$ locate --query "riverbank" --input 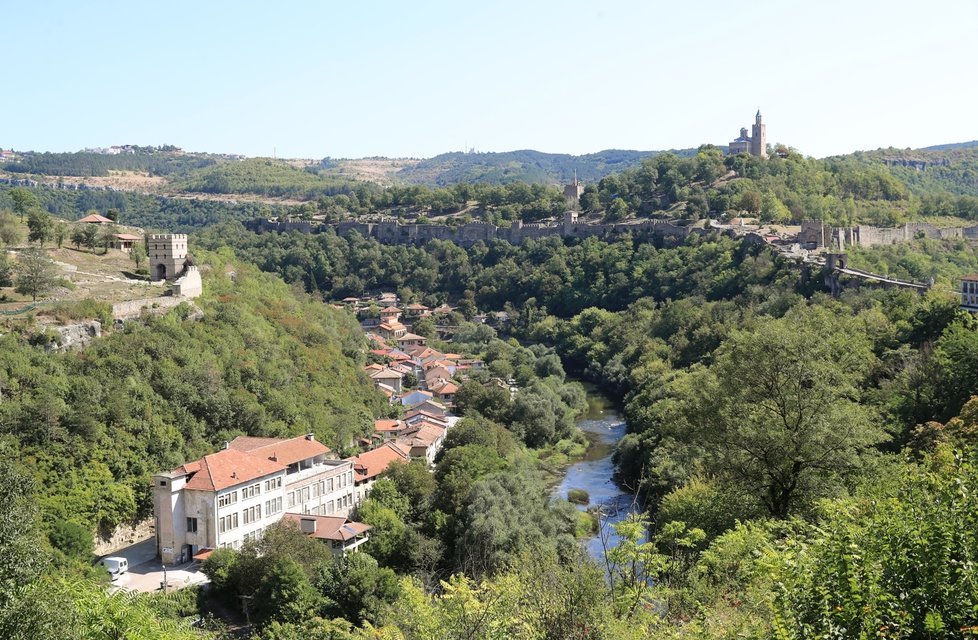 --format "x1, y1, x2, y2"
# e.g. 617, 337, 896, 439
552, 385, 642, 563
